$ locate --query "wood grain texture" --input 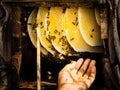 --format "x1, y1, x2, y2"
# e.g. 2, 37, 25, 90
2, 0, 101, 7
